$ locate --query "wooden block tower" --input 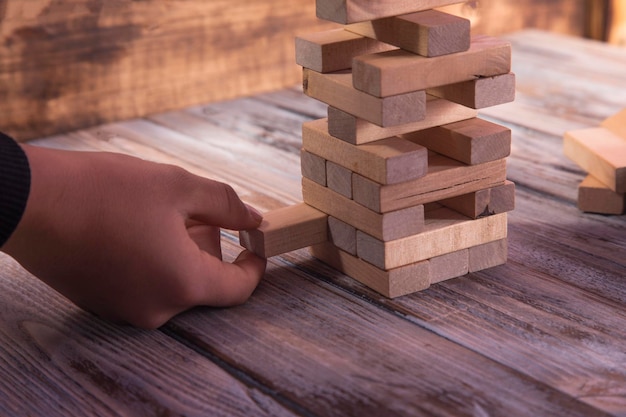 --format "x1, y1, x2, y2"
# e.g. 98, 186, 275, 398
564, 108, 626, 215
240, 0, 517, 297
